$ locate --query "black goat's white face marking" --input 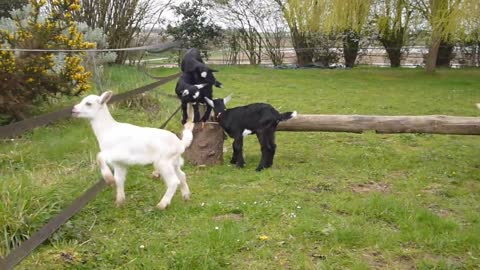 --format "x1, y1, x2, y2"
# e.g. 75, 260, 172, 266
193, 91, 200, 99
205, 96, 229, 119
201, 71, 207, 78
182, 89, 189, 96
